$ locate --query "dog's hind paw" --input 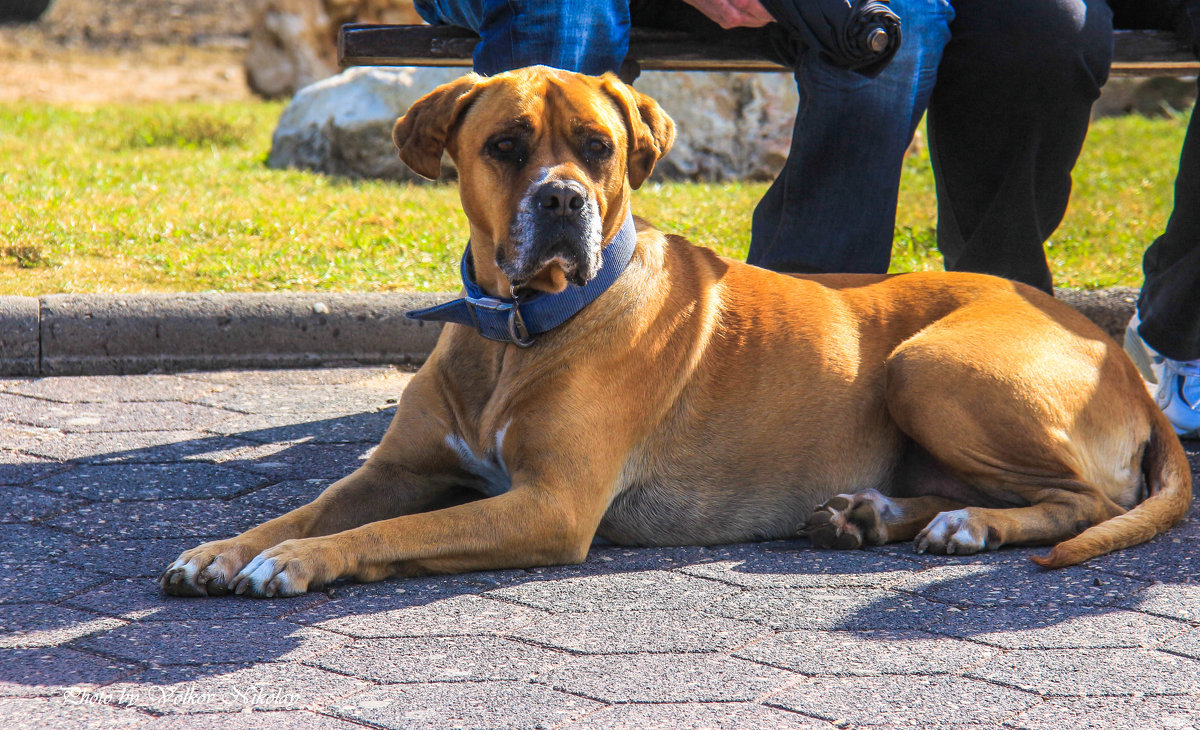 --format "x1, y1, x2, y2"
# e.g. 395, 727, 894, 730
804, 490, 892, 550
915, 509, 995, 555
